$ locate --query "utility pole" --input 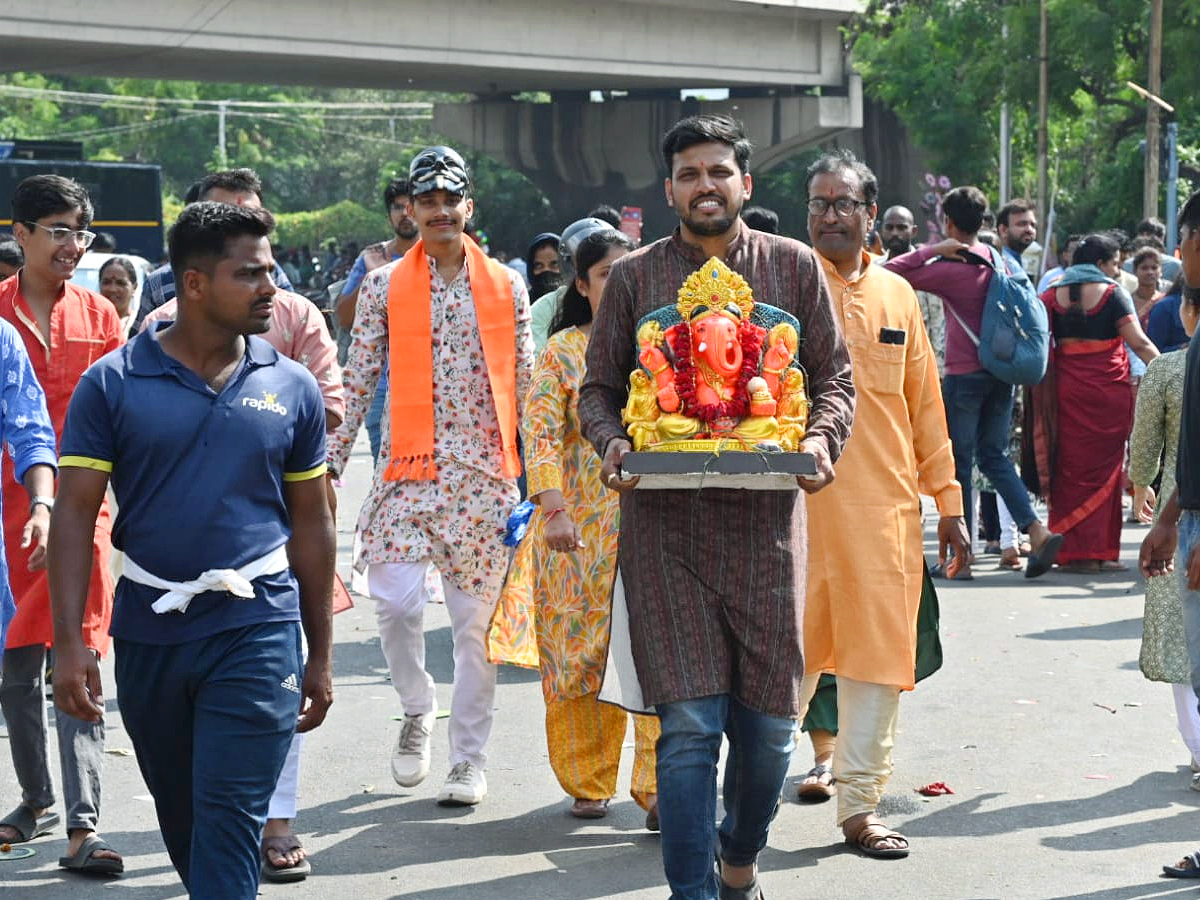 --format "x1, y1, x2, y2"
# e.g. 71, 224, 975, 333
999, 14, 1010, 205
1144, 0, 1163, 219
1035, 0, 1048, 228
217, 100, 228, 168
